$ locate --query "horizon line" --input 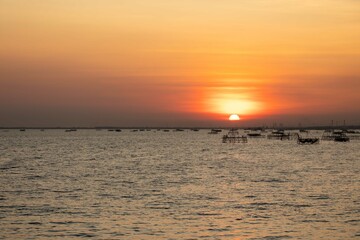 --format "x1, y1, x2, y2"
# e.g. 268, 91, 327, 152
1, 125, 360, 130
